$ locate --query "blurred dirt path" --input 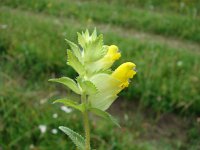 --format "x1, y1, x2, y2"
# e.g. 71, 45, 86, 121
97, 23, 200, 53
1, 6, 200, 53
